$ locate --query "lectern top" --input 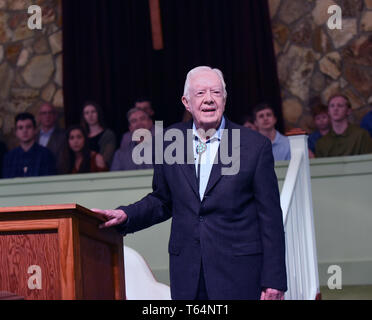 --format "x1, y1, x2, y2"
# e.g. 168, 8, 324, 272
0, 203, 107, 222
